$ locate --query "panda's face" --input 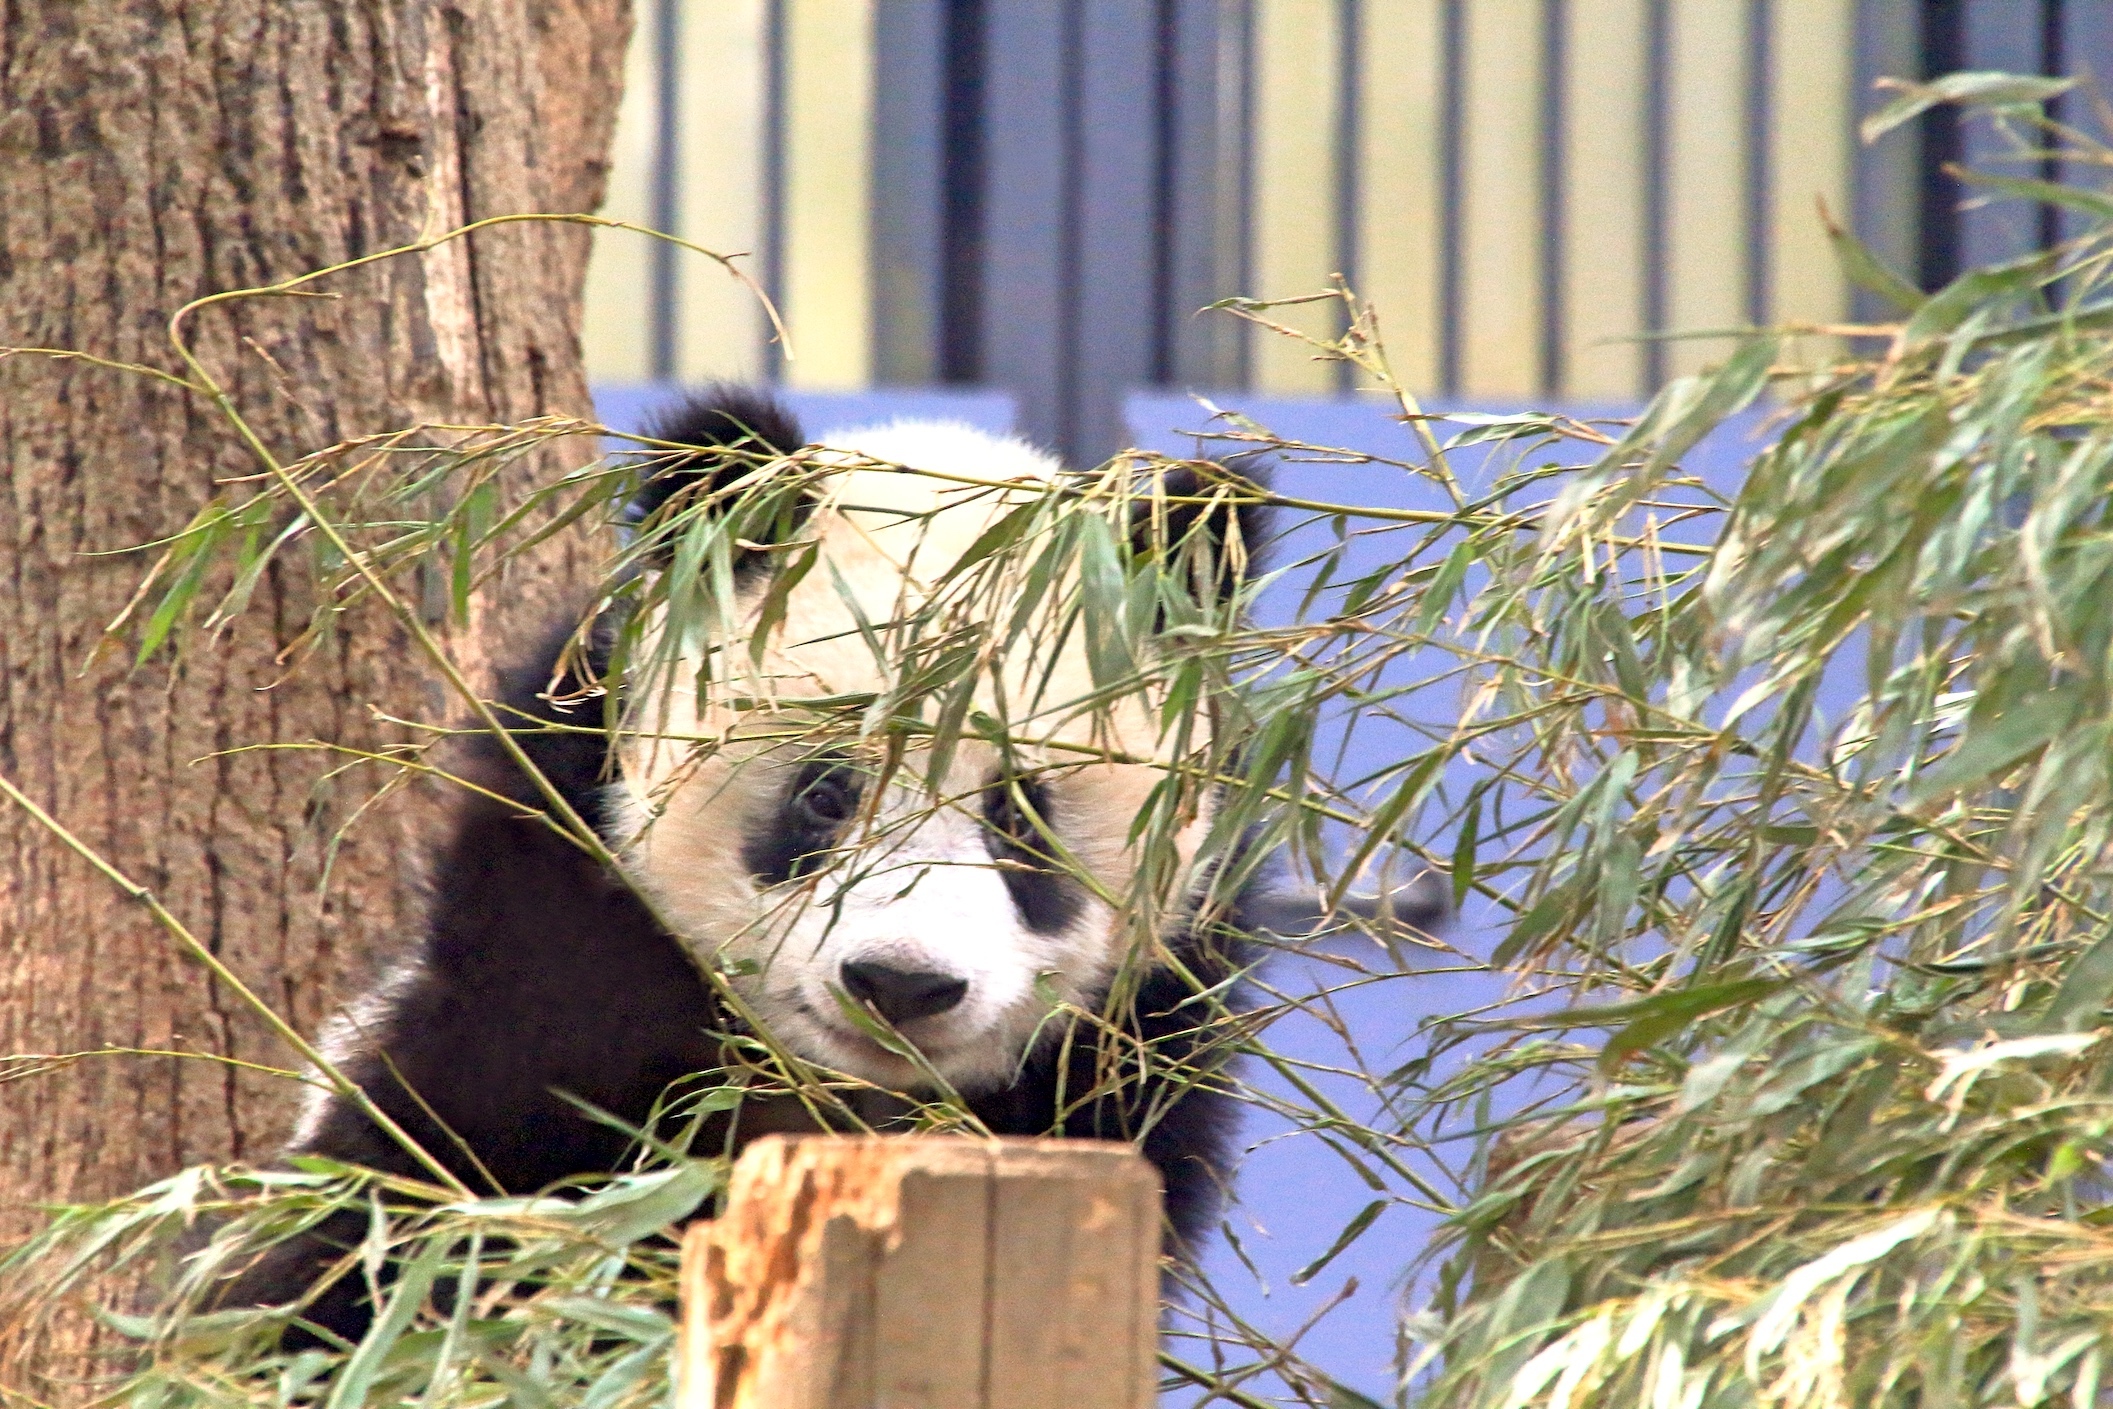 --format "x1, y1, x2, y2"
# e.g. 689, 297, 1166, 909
606, 418, 1237, 1093
612, 739, 1180, 1092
